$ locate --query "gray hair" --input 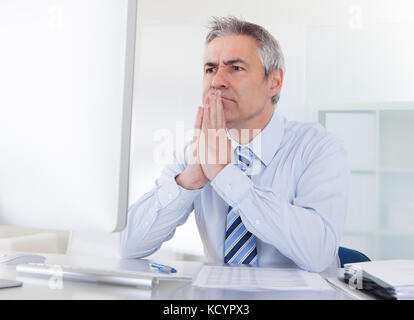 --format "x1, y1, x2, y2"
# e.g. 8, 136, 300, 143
205, 16, 285, 105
